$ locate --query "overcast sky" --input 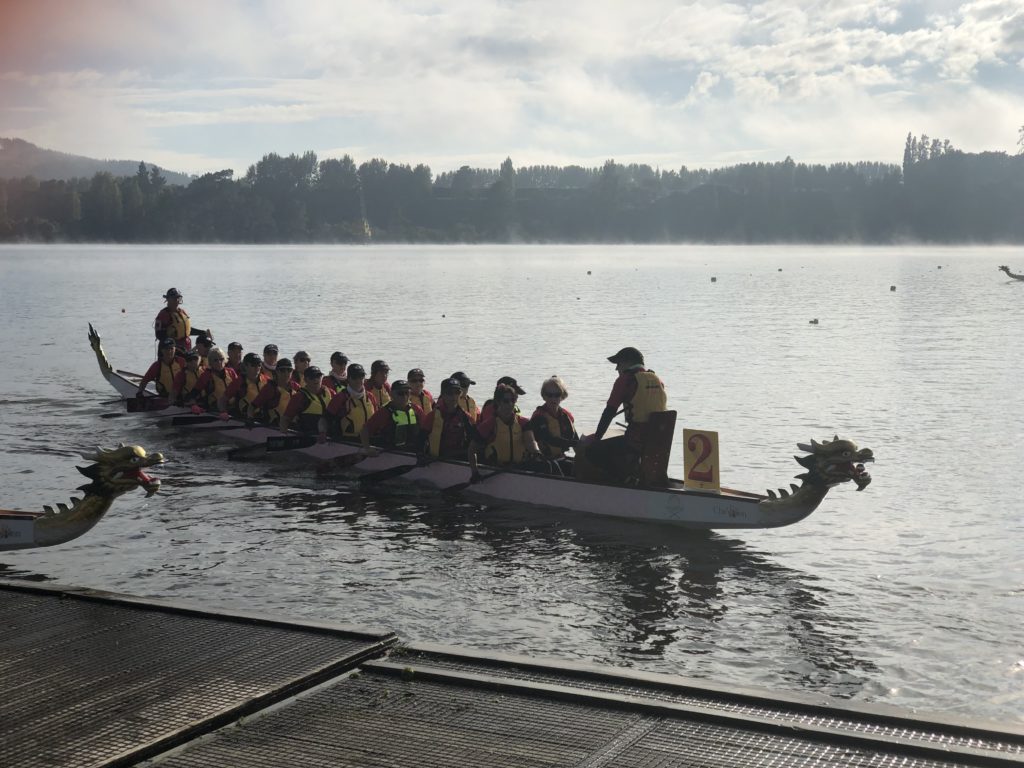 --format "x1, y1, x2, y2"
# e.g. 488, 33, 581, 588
1, 0, 1022, 176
